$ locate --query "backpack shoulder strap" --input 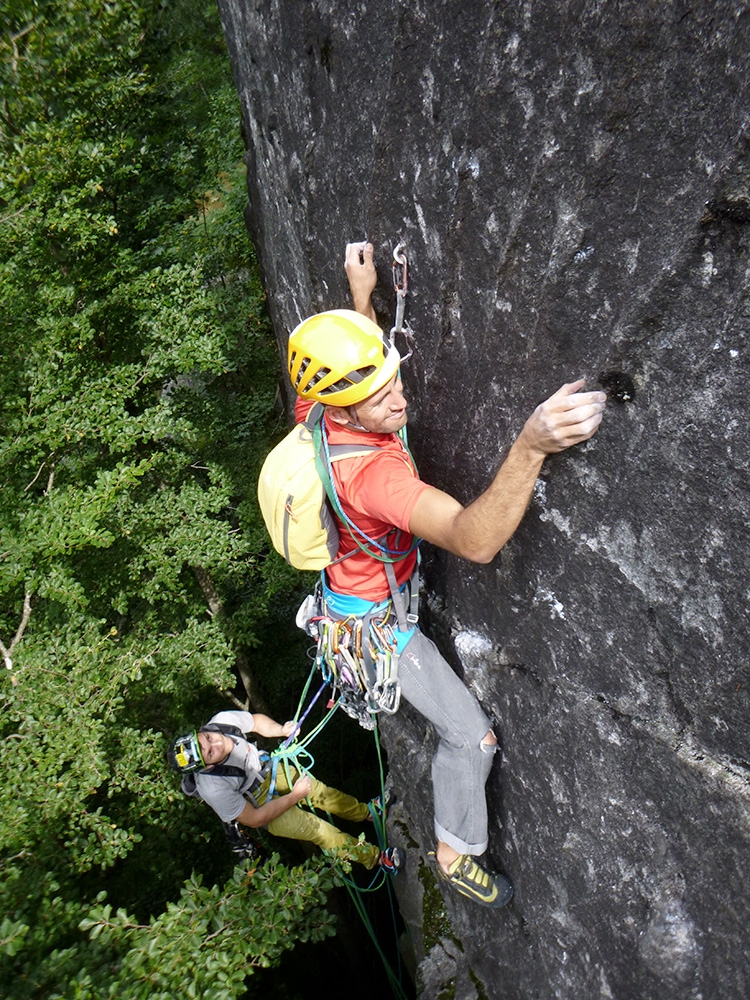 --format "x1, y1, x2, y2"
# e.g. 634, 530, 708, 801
200, 763, 248, 779
312, 419, 378, 518
302, 401, 325, 432
309, 408, 377, 466
313, 417, 420, 565
200, 722, 245, 739
181, 762, 248, 801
